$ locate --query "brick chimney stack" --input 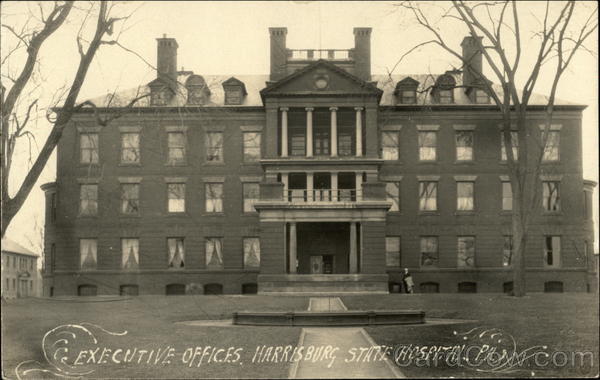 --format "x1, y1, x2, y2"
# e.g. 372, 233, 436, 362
353, 27, 372, 81
461, 35, 483, 87
269, 27, 288, 82
157, 34, 178, 83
